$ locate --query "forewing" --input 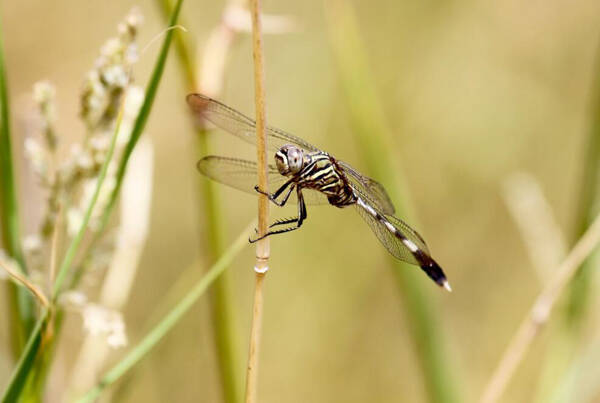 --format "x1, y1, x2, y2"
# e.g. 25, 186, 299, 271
187, 94, 319, 153
354, 204, 429, 265
339, 160, 395, 215
197, 156, 329, 205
